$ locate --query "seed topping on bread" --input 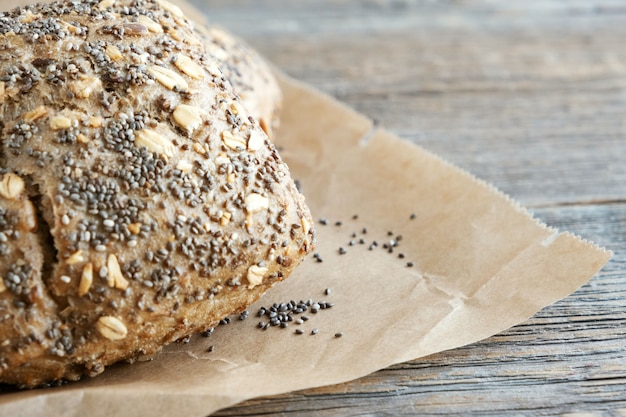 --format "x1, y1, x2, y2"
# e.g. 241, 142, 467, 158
0, 0, 313, 387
